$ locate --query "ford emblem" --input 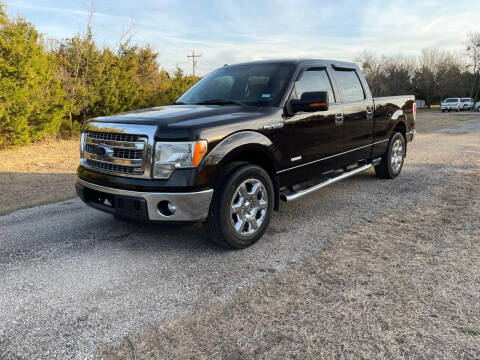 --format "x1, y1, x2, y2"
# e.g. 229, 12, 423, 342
95, 146, 107, 156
